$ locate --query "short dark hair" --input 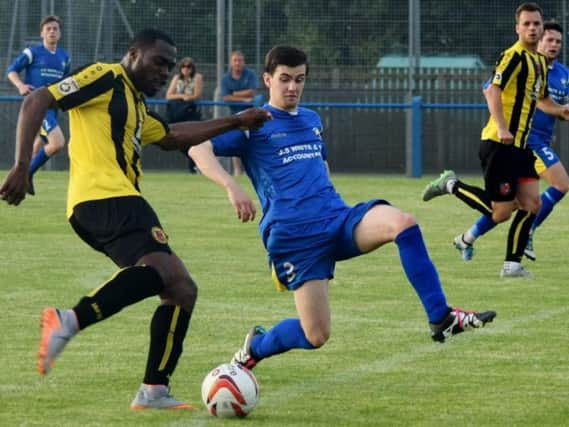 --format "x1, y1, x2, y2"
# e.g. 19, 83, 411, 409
515, 2, 543, 22
128, 29, 175, 50
264, 45, 309, 75
544, 20, 563, 34
40, 15, 61, 31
